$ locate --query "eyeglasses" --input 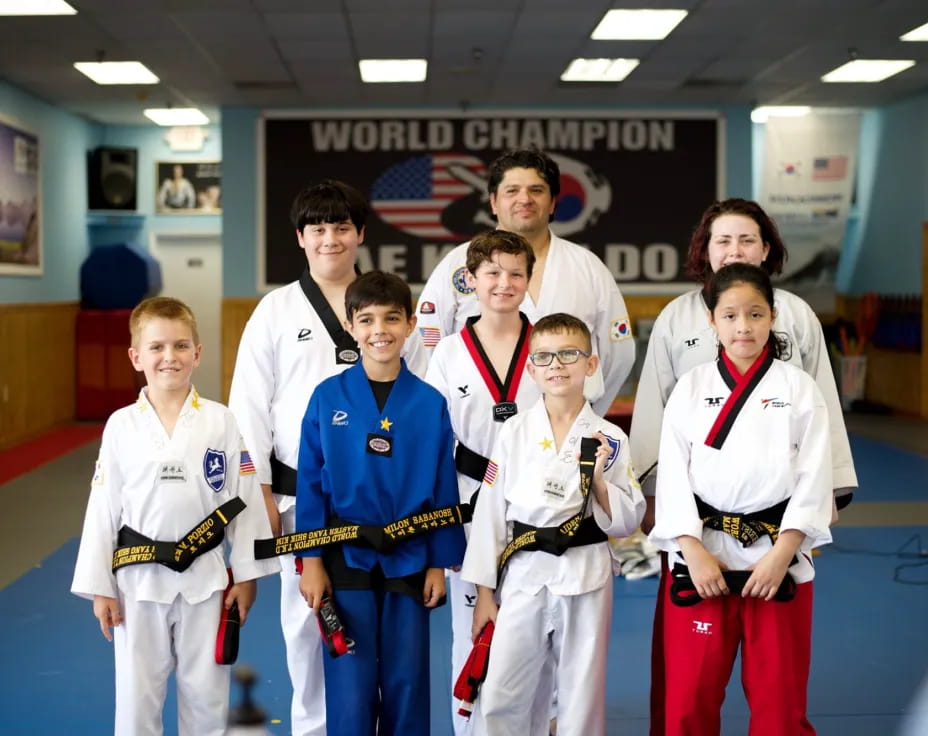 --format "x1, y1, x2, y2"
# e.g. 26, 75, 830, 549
528, 349, 591, 366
